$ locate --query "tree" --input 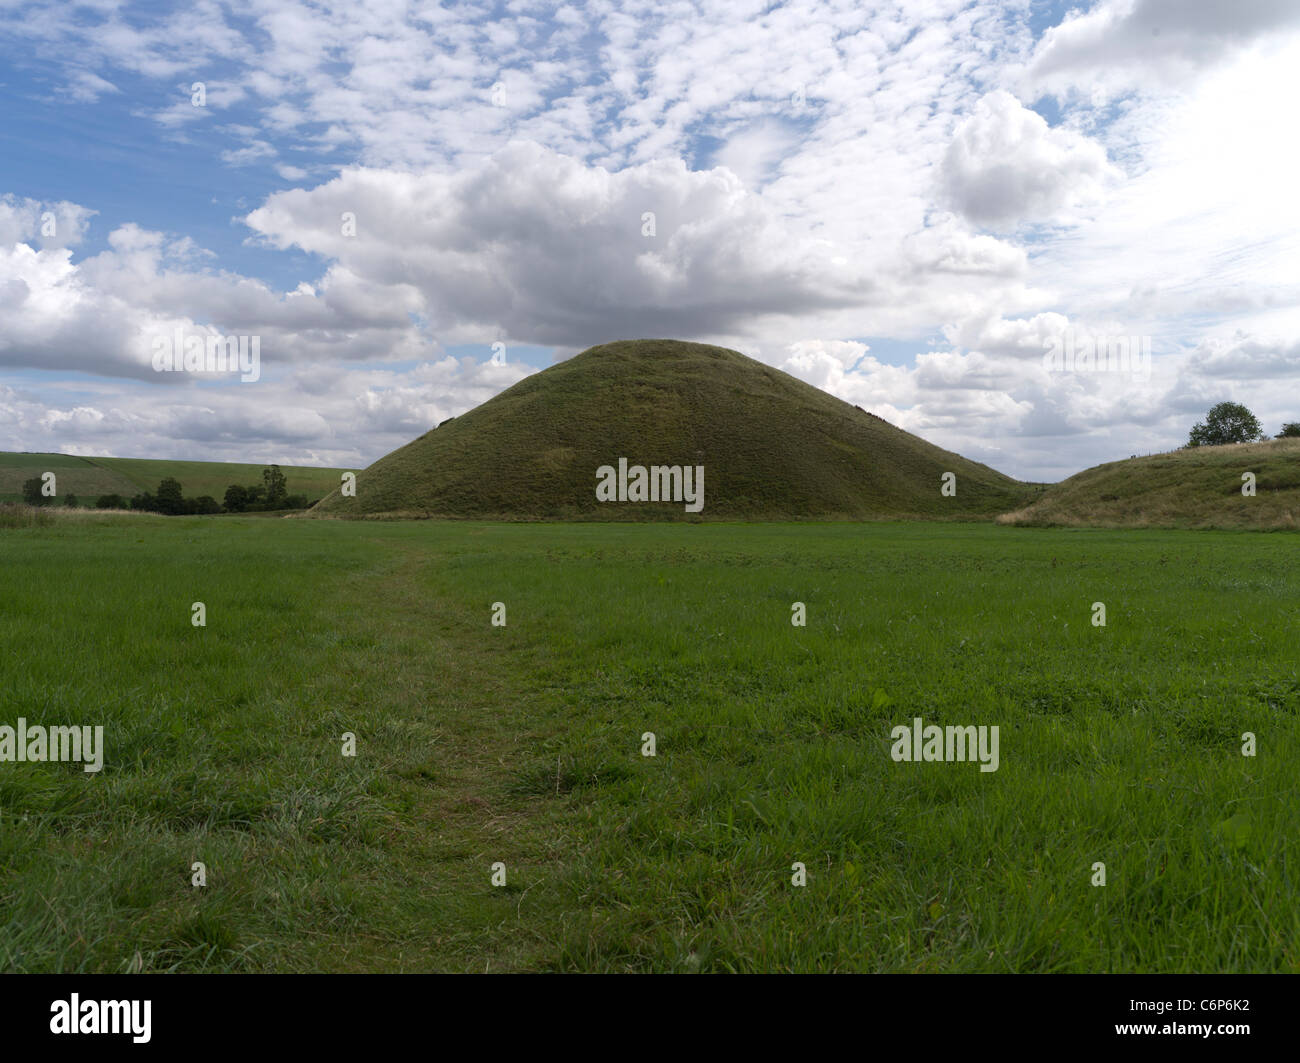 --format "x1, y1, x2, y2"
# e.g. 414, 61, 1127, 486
155, 477, 185, 515
96, 493, 127, 509
1187, 402, 1263, 447
64, 493, 79, 508
224, 484, 248, 512
21, 477, 48, 506
192, 495, 222, 515
262, 465, 288, 508
1279, 422, 1300, 438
